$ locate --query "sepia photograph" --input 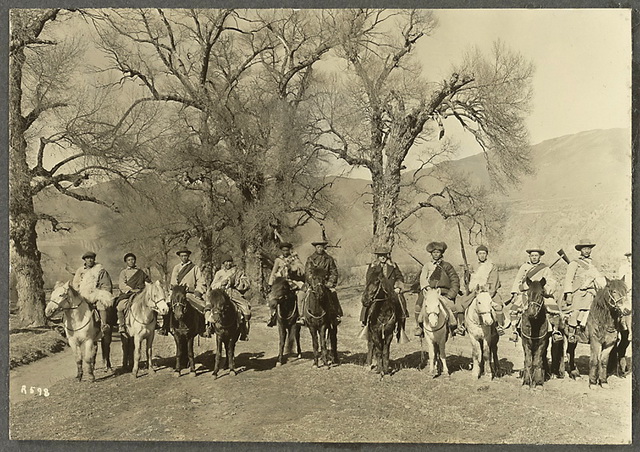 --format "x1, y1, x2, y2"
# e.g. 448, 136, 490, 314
7, 6, 633, 445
